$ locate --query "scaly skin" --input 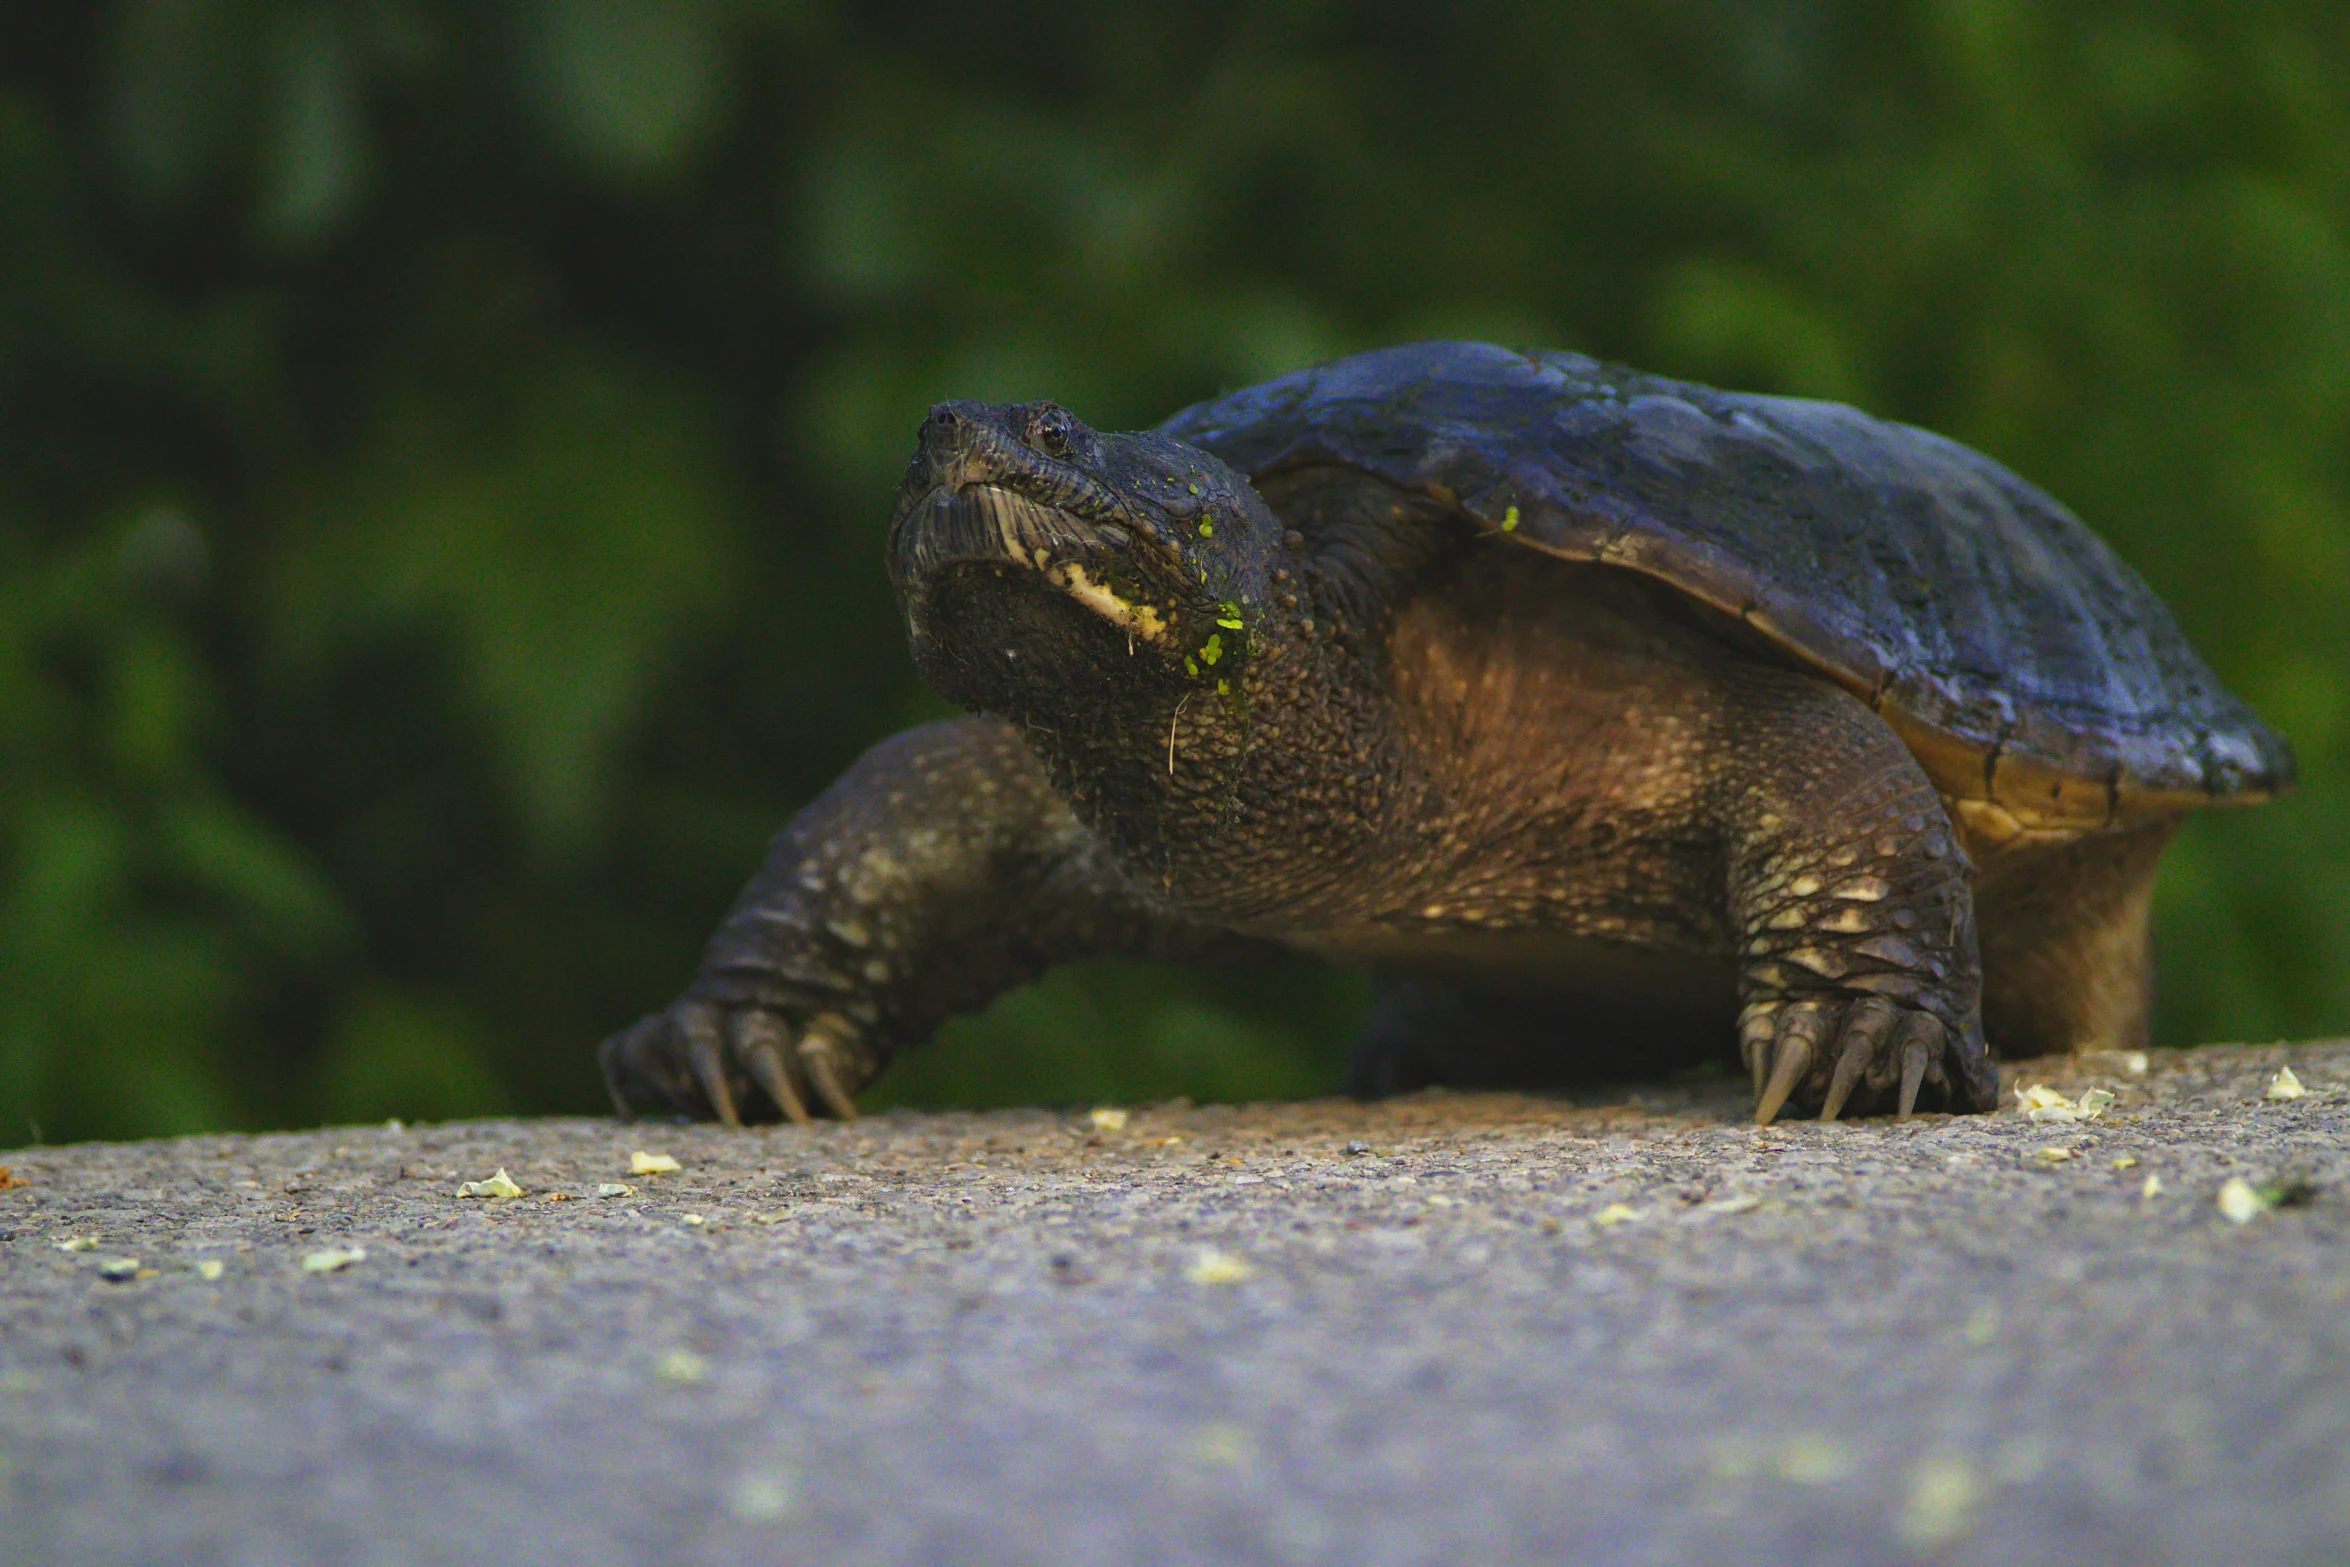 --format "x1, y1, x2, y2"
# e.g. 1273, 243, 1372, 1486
603, 399, 2003, 1124
601, 718, 1237, 1124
